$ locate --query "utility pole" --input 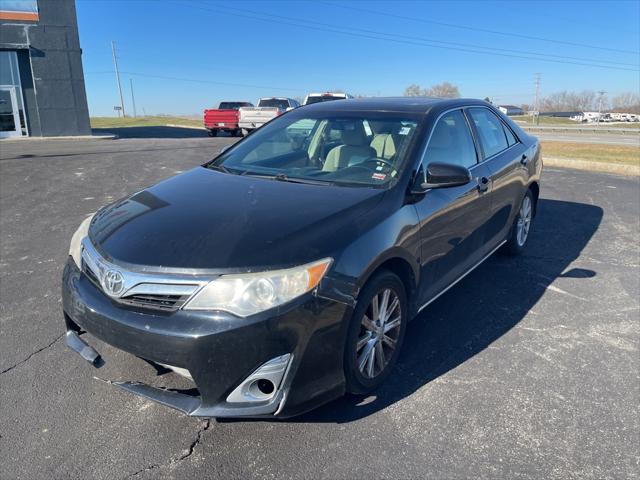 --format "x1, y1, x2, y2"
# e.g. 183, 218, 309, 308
533, 73, 541, 125
111, 41, 126, 117
130, 78, 137, 118
596, 90, 606, 126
